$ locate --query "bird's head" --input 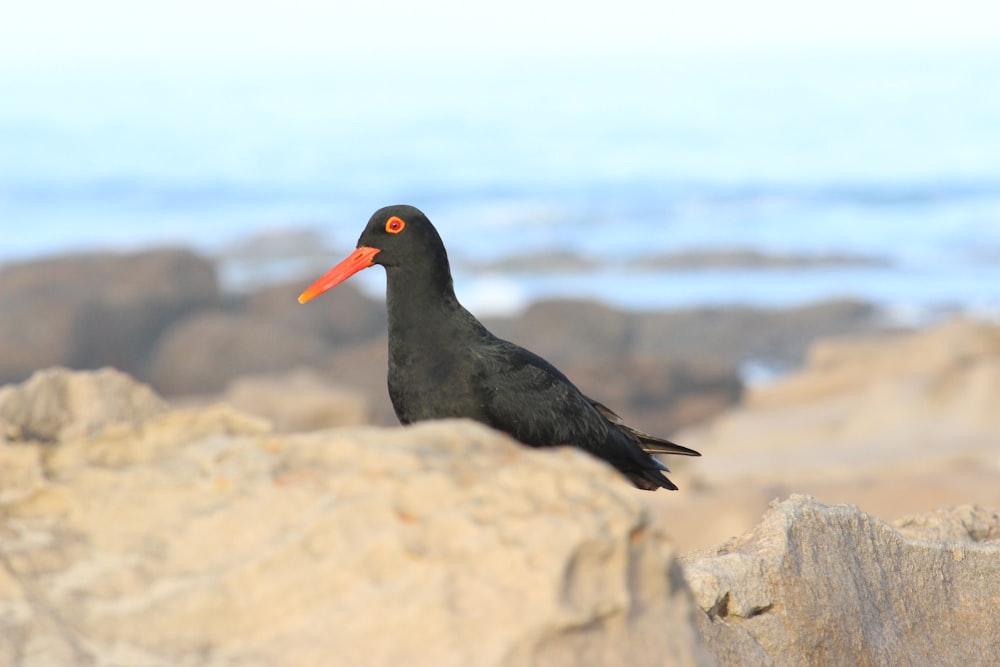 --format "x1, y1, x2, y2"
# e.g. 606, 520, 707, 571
298, 204, 448, 303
